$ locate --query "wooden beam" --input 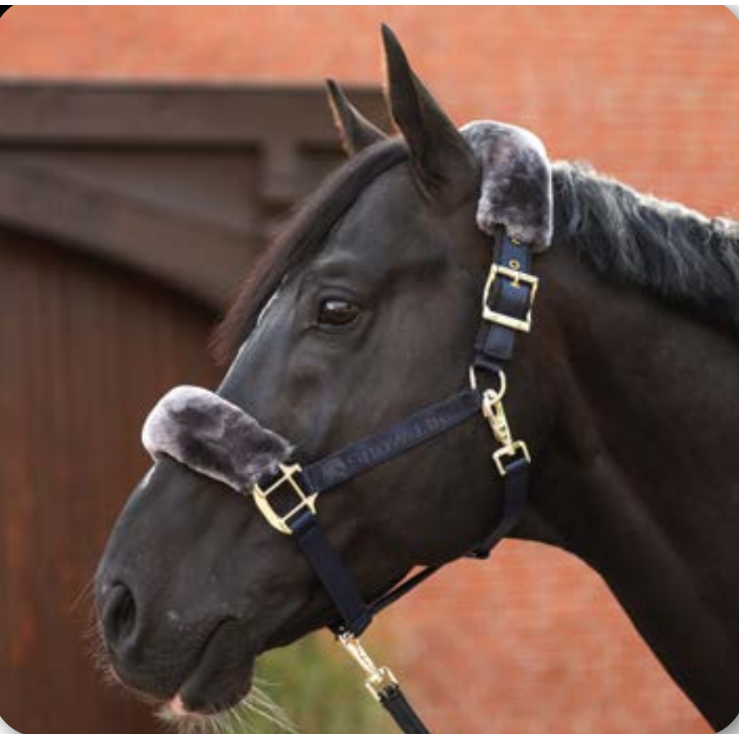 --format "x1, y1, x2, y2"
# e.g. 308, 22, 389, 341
0, 161, 262, 308
0, 82, 387, 304
0, 82, 390, 146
